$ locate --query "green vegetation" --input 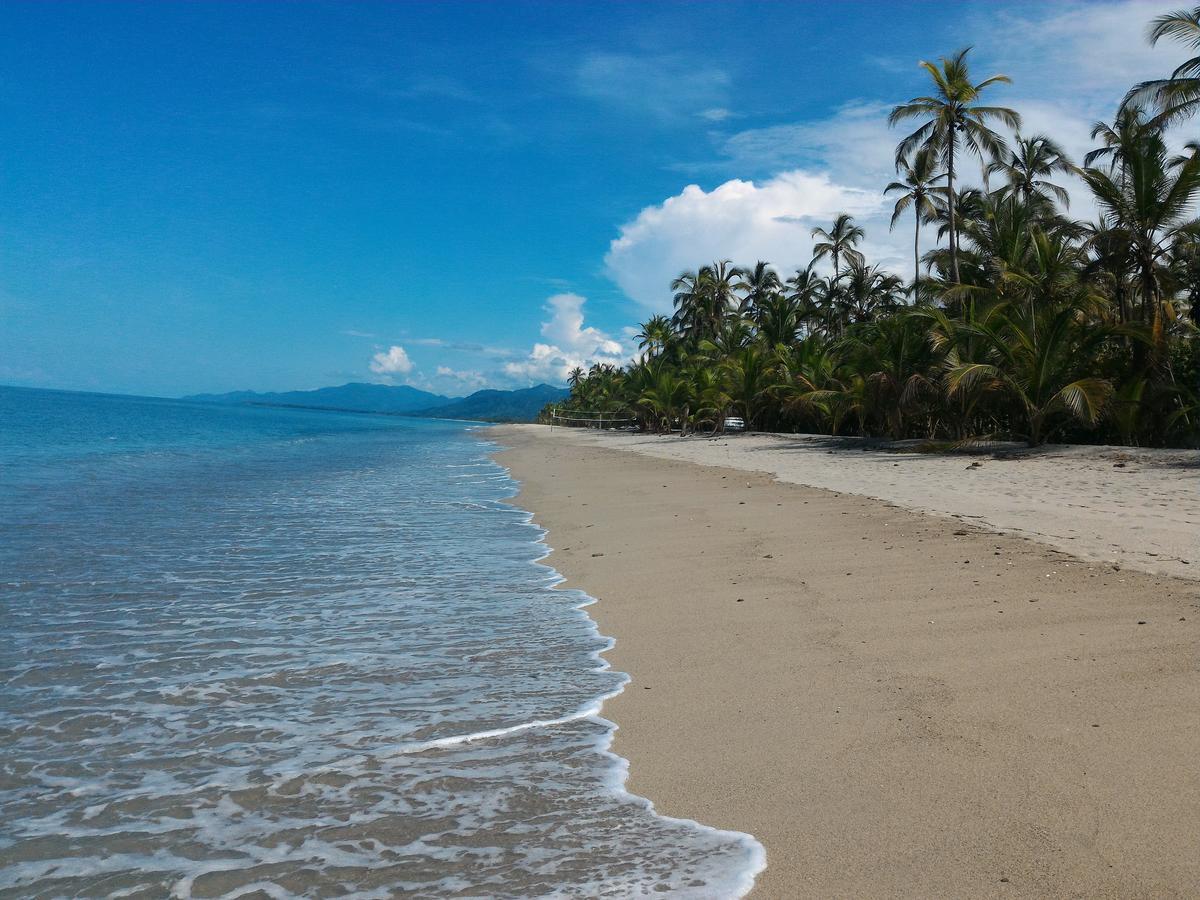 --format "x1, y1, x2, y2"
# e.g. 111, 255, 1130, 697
546, 19, 1200, 447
